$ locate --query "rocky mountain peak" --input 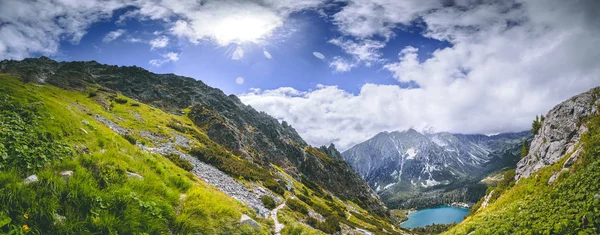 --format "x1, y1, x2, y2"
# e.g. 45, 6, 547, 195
516, 87, 600, 181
